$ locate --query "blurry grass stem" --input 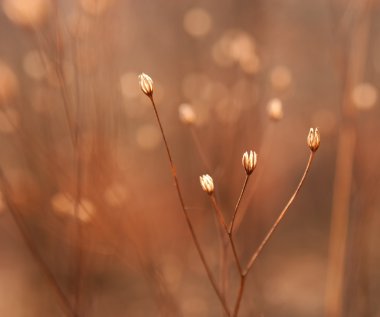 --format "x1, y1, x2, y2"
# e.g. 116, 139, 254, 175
325, 0, 373, 316
0, 169, 77, 317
